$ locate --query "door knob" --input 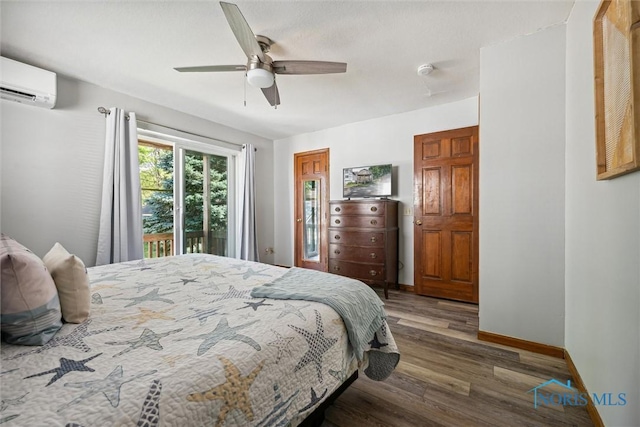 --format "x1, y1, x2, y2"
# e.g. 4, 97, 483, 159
415, 219, 423, 225
296, 218, 302, 222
